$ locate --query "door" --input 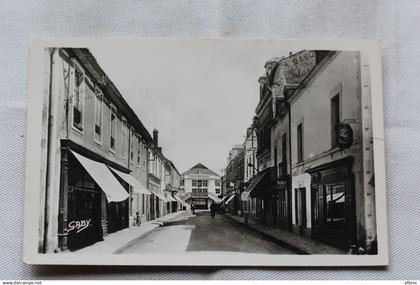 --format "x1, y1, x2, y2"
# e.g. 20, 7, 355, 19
295, 188, 307, 235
